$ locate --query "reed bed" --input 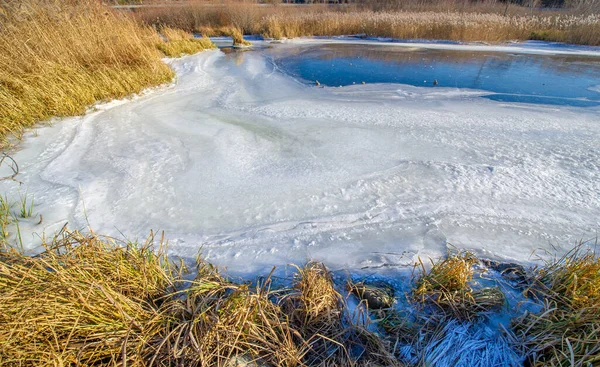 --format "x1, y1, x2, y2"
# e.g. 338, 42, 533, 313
0, 0, 177, 144
512, 245, 600, 367
0, 1, 216, 145
135, 3, 600, 46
